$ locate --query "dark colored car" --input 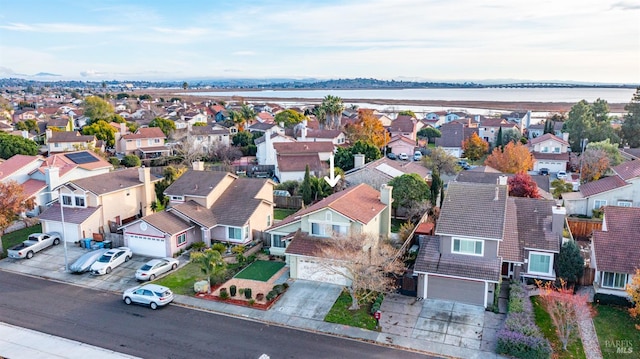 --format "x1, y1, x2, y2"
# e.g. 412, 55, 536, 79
386, 152, 397, 160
